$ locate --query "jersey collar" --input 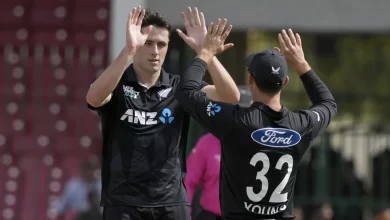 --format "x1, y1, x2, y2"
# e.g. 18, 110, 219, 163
251, 102, 288, 118
126, 64, 170, 87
